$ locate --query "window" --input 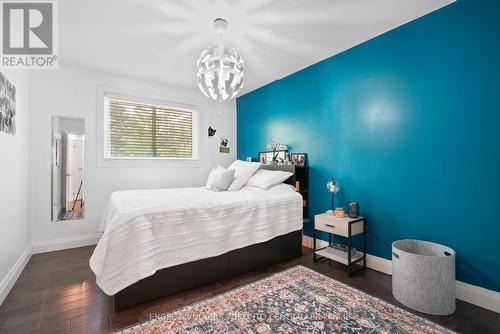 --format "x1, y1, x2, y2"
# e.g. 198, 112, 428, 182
103, 96, 197, 160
